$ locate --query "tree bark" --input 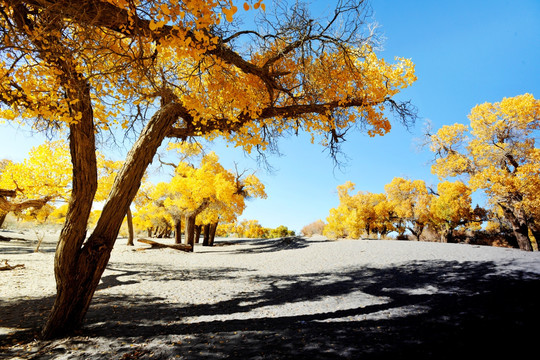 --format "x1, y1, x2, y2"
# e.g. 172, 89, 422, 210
209, 222, 218, 246
174, 217, 182, 244
41, 79, 99, 339
202, 224, 211, 246
440, 227, 453, 243
126, 207, 134, 246
194, 225, 202, 244
184, 214, 196, 252
42, 98, 182, 339
527, 221, 539, 251
501, 204, 533, 251
0, 211, 7, 228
